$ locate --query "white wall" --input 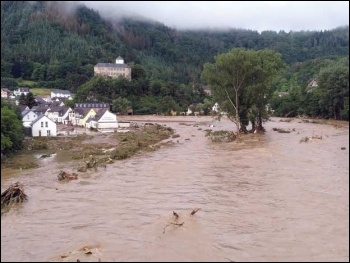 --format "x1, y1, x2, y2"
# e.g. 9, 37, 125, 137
32, 116, 57, 137
98, 122, 119, 129
97, 110, 118, 129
